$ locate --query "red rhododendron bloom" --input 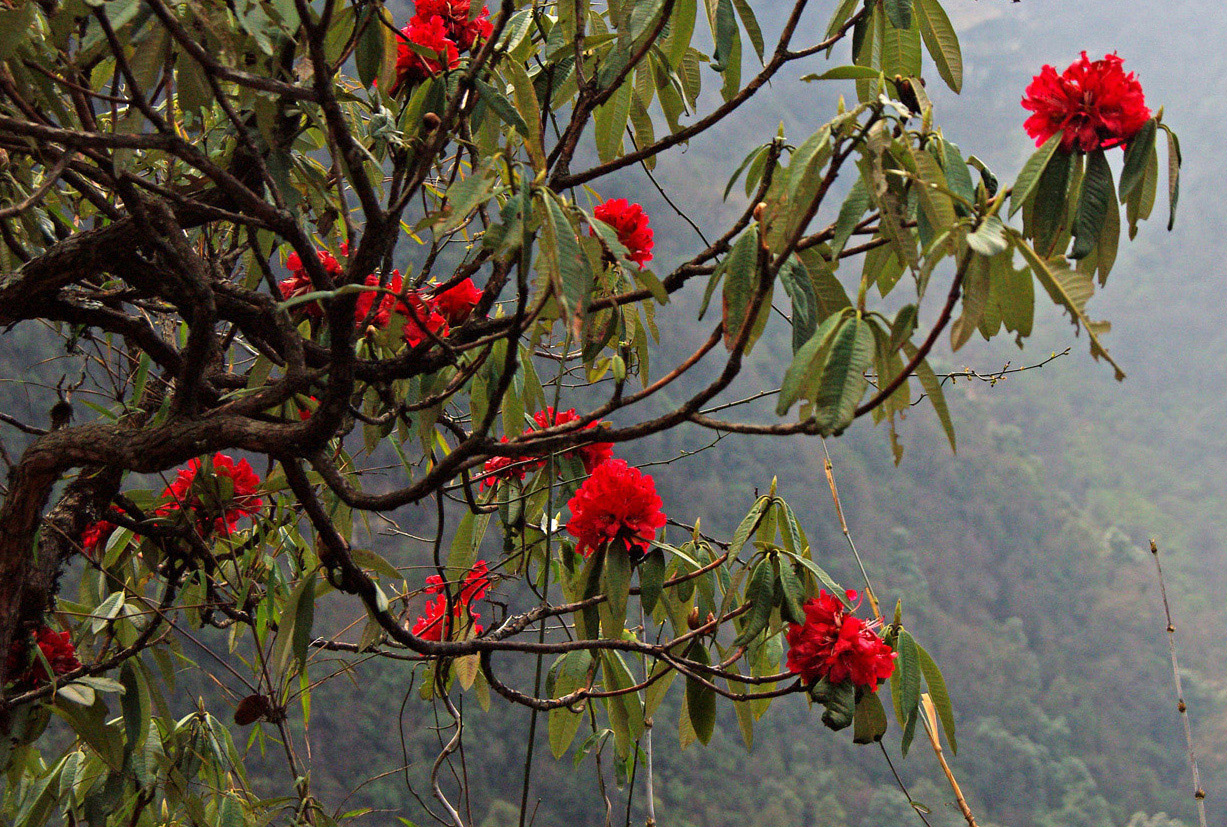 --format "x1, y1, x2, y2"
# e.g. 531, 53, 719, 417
80, 515, 118, 557
356, 271, 403, 329
1022, 52, 1150, 153
431, 278, 483, 325
532, 407, 614, 473
414, 561, 489, 639
401, 292, 451, 347
785, 590, 895, 690
566, 459, 666, 561
279, 245, 346, 319
395, 16, 460, 89
412, 0, 492, 52
7, 626, 81, 687
157, 453, 264, 535
480, 437, 533, 491
592, 199, 654, 267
